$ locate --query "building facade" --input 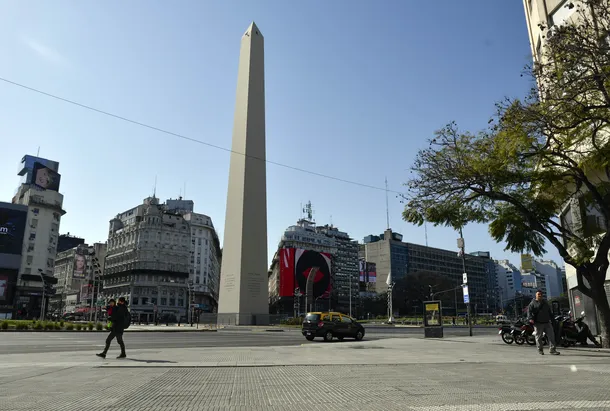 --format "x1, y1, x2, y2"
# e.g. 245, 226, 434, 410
522, 0, 610, 334
268, 214, 337, 316
104, 196, 191, 323
56, 233, 85, 253
11, 155, 64, 319
0, 202, 28, 319
362, 229, 491, 312
495, 260, 522, 306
